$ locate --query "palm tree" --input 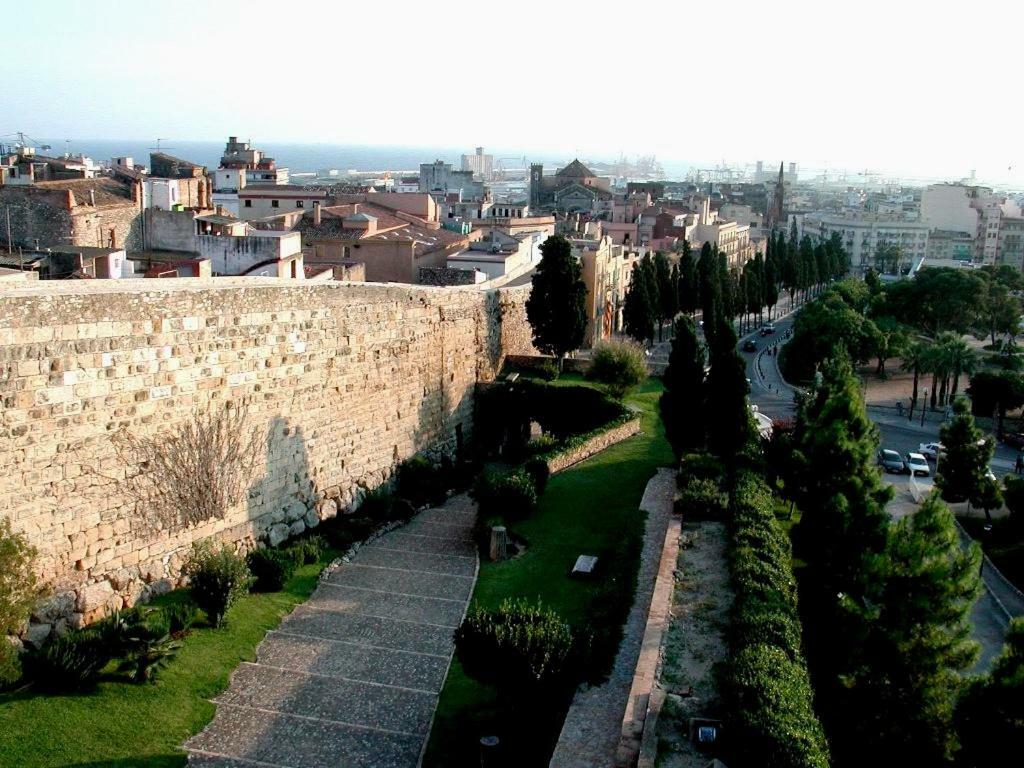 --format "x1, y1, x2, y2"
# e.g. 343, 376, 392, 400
924, 340, 953, 410
944, 336, 978, 400
901, 340, 931, 420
